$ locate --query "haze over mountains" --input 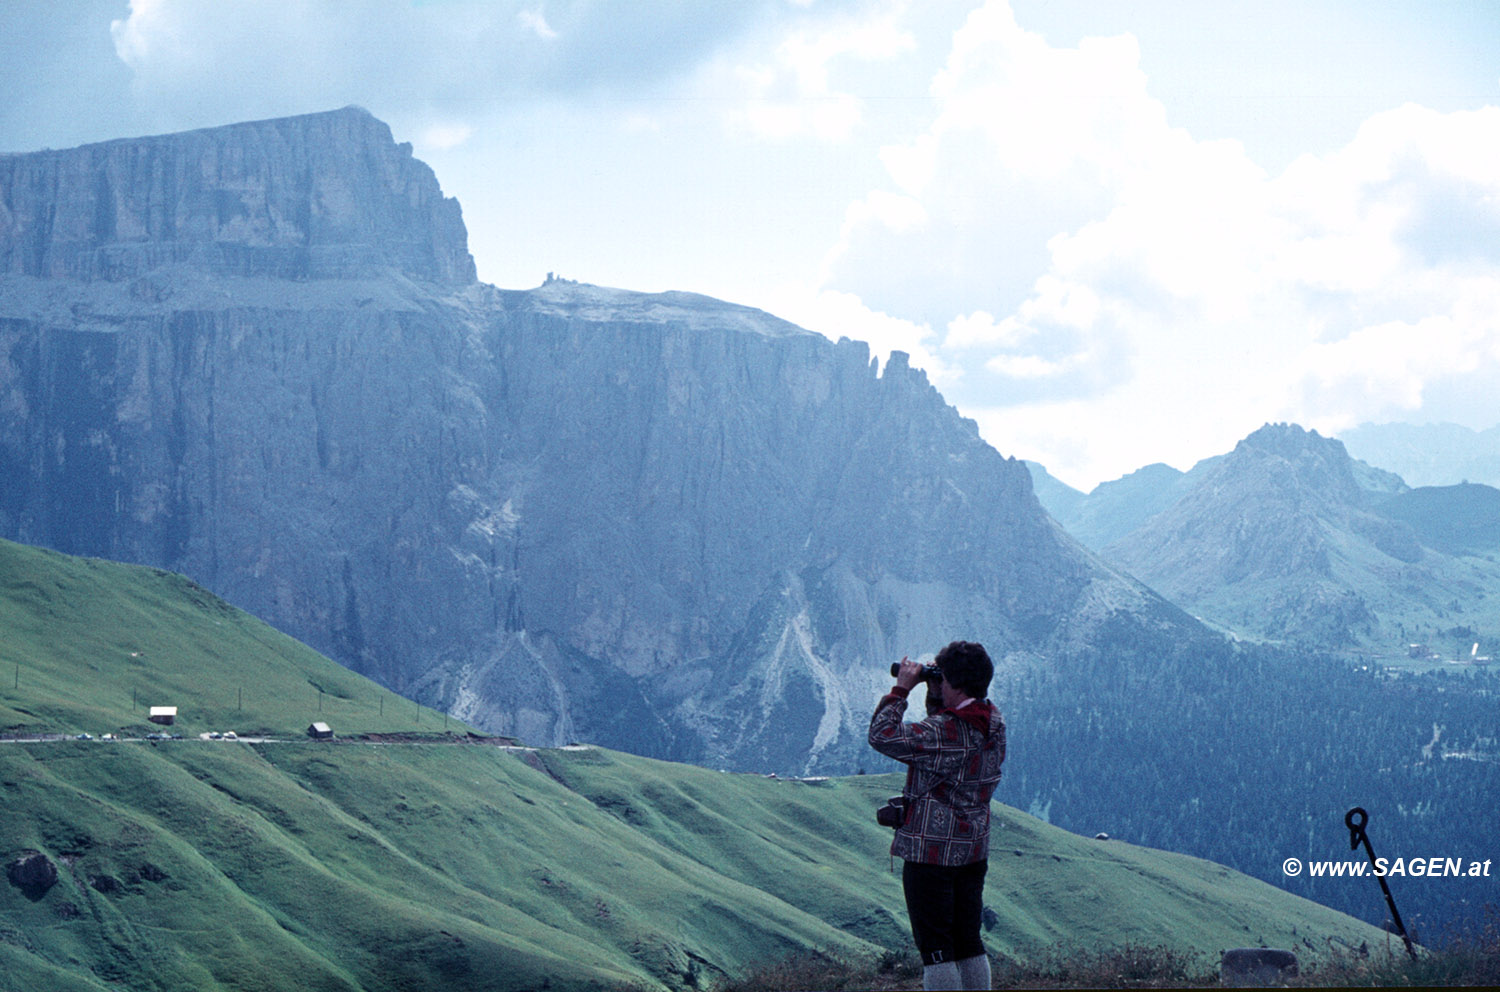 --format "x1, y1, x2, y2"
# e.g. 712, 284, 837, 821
1340, 422, 1500, 490
0, 107, 1182, 776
